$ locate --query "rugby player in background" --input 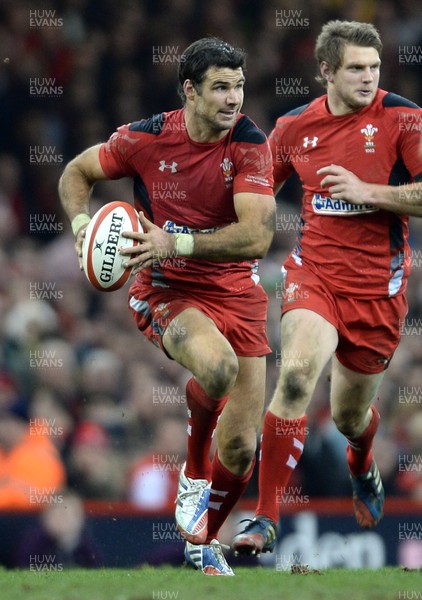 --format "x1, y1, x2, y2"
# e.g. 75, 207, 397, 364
233, 20, 422, 556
